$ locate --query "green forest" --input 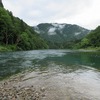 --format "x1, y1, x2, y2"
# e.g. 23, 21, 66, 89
74, 26, 100, 50
0, 6, 48, 51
